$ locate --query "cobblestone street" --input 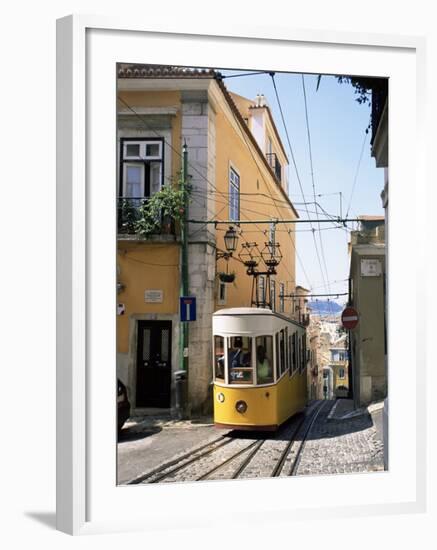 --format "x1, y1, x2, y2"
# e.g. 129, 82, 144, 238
118, 399, 385, 484
295, 400, 385, 475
